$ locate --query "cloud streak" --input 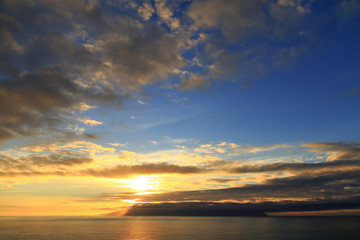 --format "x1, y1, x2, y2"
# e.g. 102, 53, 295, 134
230, 159, 360, 174
81, 163, 208, 178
